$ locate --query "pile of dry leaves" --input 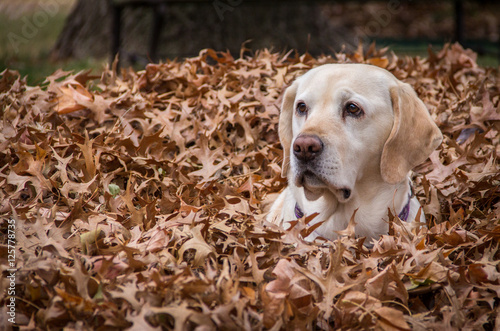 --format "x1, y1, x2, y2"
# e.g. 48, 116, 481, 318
1, 43, 499, 330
